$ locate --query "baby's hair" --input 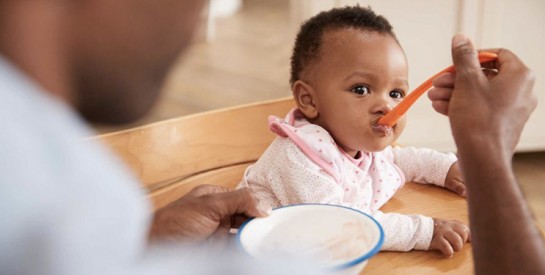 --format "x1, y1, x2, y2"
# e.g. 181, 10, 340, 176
290, 6, 397, 85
